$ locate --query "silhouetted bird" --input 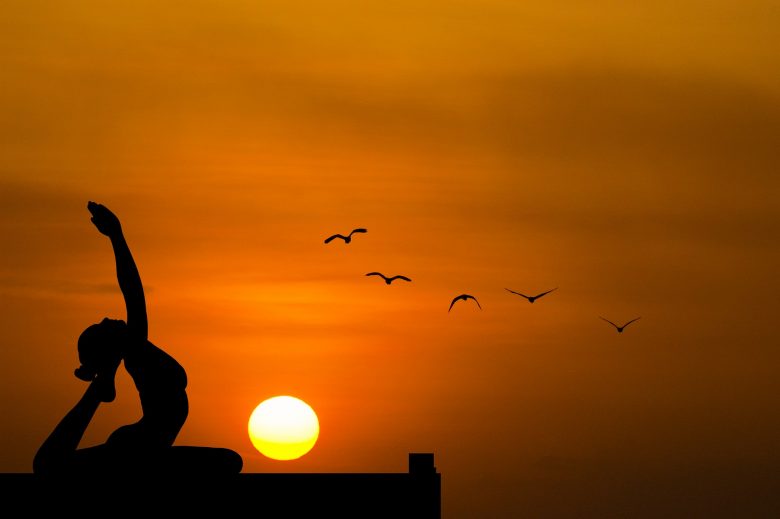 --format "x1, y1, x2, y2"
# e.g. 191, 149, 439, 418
505, 287, 558, 303
600, 316, 641, 333
366, 272, 411, 285
324, 228, 367, 244
449, 294, 482, 312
